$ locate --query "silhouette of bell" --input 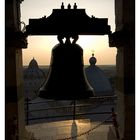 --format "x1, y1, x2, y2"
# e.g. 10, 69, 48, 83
39, 35, 95, 100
